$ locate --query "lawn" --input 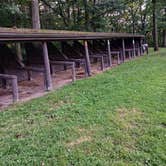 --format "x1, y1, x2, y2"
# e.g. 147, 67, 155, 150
0, 49, 166, 166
